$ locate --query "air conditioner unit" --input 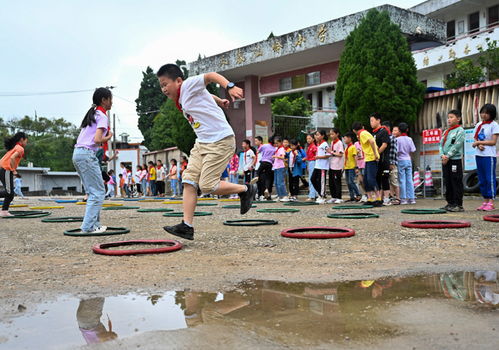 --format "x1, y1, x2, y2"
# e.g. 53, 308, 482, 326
260, 97, 267, 104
